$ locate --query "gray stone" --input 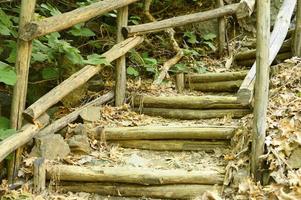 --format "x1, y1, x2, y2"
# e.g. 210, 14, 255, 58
288, 147, 301, 169
73, 123, 87, 135
79, 106, 101, 122
67, 135, 91, 155
30, 134, 70, 160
